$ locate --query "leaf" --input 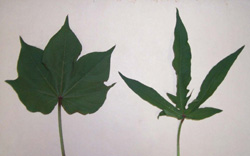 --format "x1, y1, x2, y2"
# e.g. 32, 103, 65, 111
158, 111, 165, 119
42, 16, 82, 95
62, 46, 116, 114
187, 46, 244, 112
119, 72, 182, 119
167, 93, 178, 106
172, 9, 192, 111
6, 16, 115, 115
6, 38, 57, 114
186, 107, 222, 120
158, 110, 182, 119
